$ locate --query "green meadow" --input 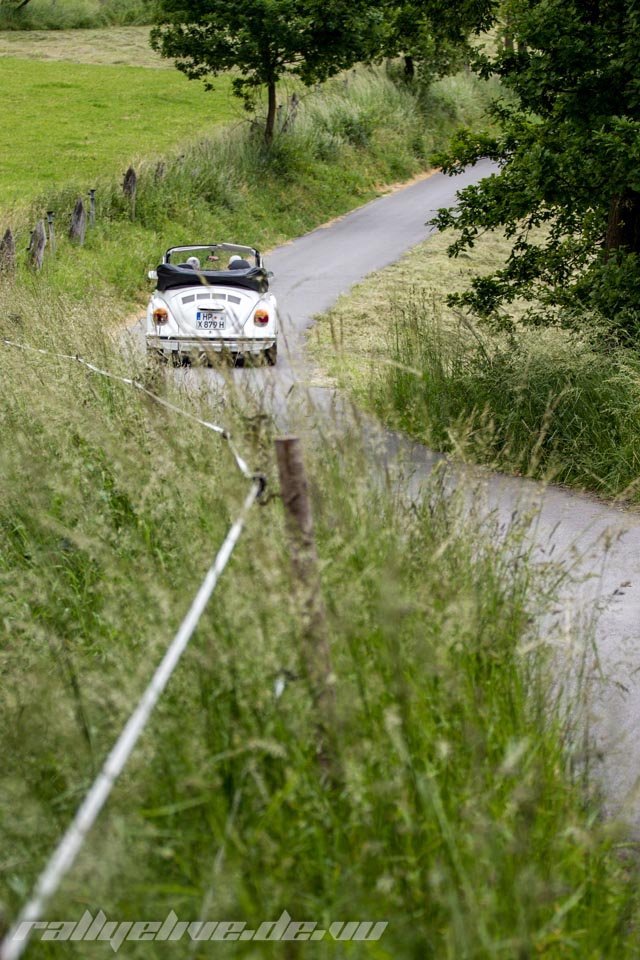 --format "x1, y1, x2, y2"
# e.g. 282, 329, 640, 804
0, 54, 237, 208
